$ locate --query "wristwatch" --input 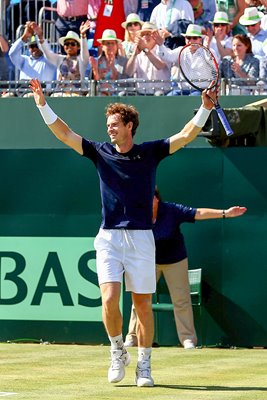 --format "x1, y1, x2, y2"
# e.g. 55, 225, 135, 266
142, 48, 149, 54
